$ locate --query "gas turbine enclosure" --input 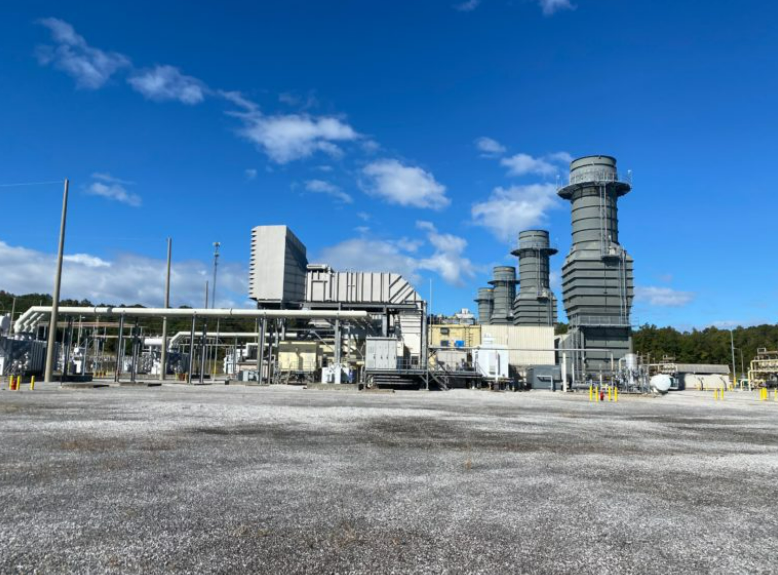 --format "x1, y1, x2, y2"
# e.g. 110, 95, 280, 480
249, 225, 308, 307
